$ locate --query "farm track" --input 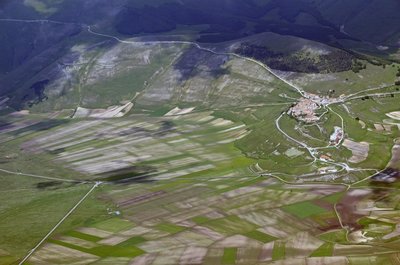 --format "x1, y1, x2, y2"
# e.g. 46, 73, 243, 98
0, 168, 85, 183
18, 181, 102, 265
